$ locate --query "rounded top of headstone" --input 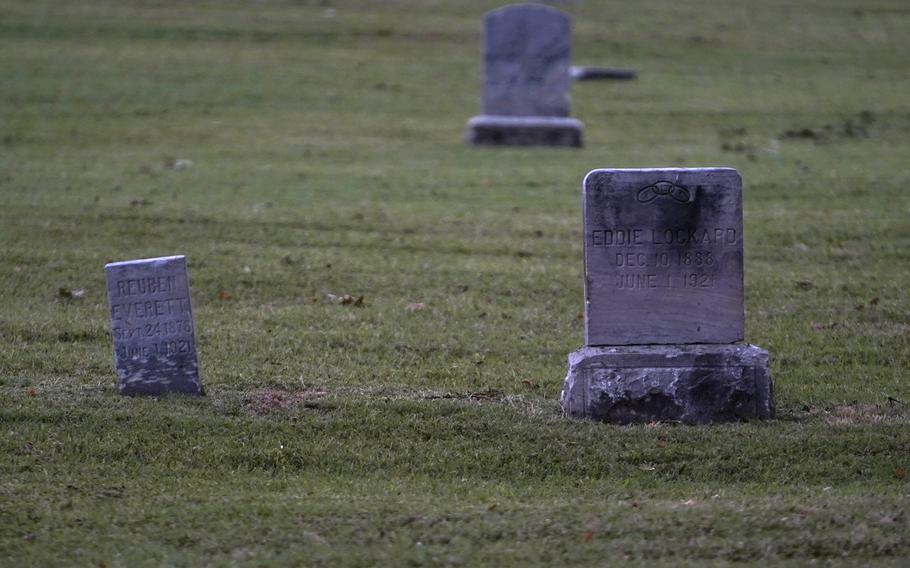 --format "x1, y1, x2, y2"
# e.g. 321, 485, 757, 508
486, 3, 570, 22
584, 168, 741, 190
